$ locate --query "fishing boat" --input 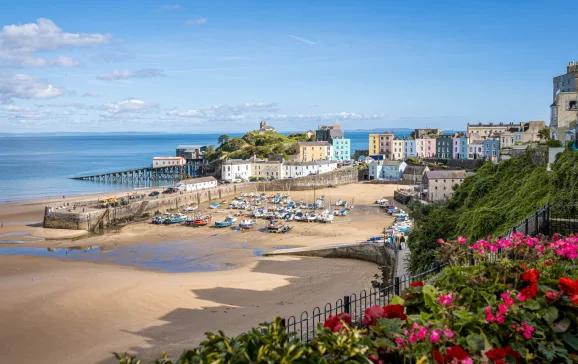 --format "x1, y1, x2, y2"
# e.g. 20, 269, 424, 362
339, 209, 348, 216
164, 213, 187, 224
317, 212, 334, 223
239, 219, 256, 229
183, 205, 198, 212
268, 219, 287, 233
192, 215, 212, 226
306, 211, 318, 222
294, 212, 305, 221
333, 208, 340, 216
335, 199, 347, 207
215, 215, 237, 228
209, 202, 219, 209
151, 214, 168, 224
